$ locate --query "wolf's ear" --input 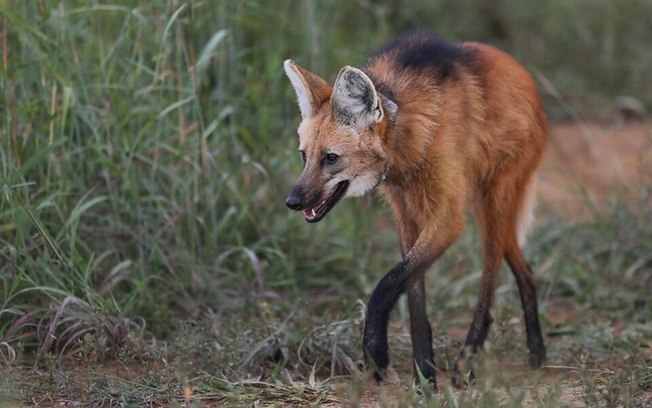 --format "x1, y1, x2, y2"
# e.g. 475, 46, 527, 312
284, 60, 332, 120
332, 66, 386, 130
378, 92, 398, 124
